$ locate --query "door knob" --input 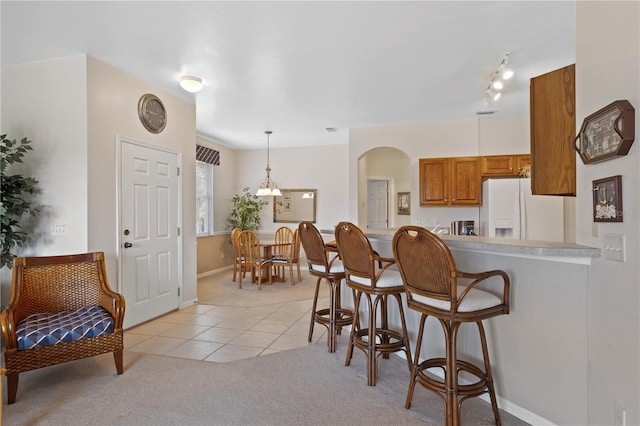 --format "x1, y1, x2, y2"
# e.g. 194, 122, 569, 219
124, 242, 133, 248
